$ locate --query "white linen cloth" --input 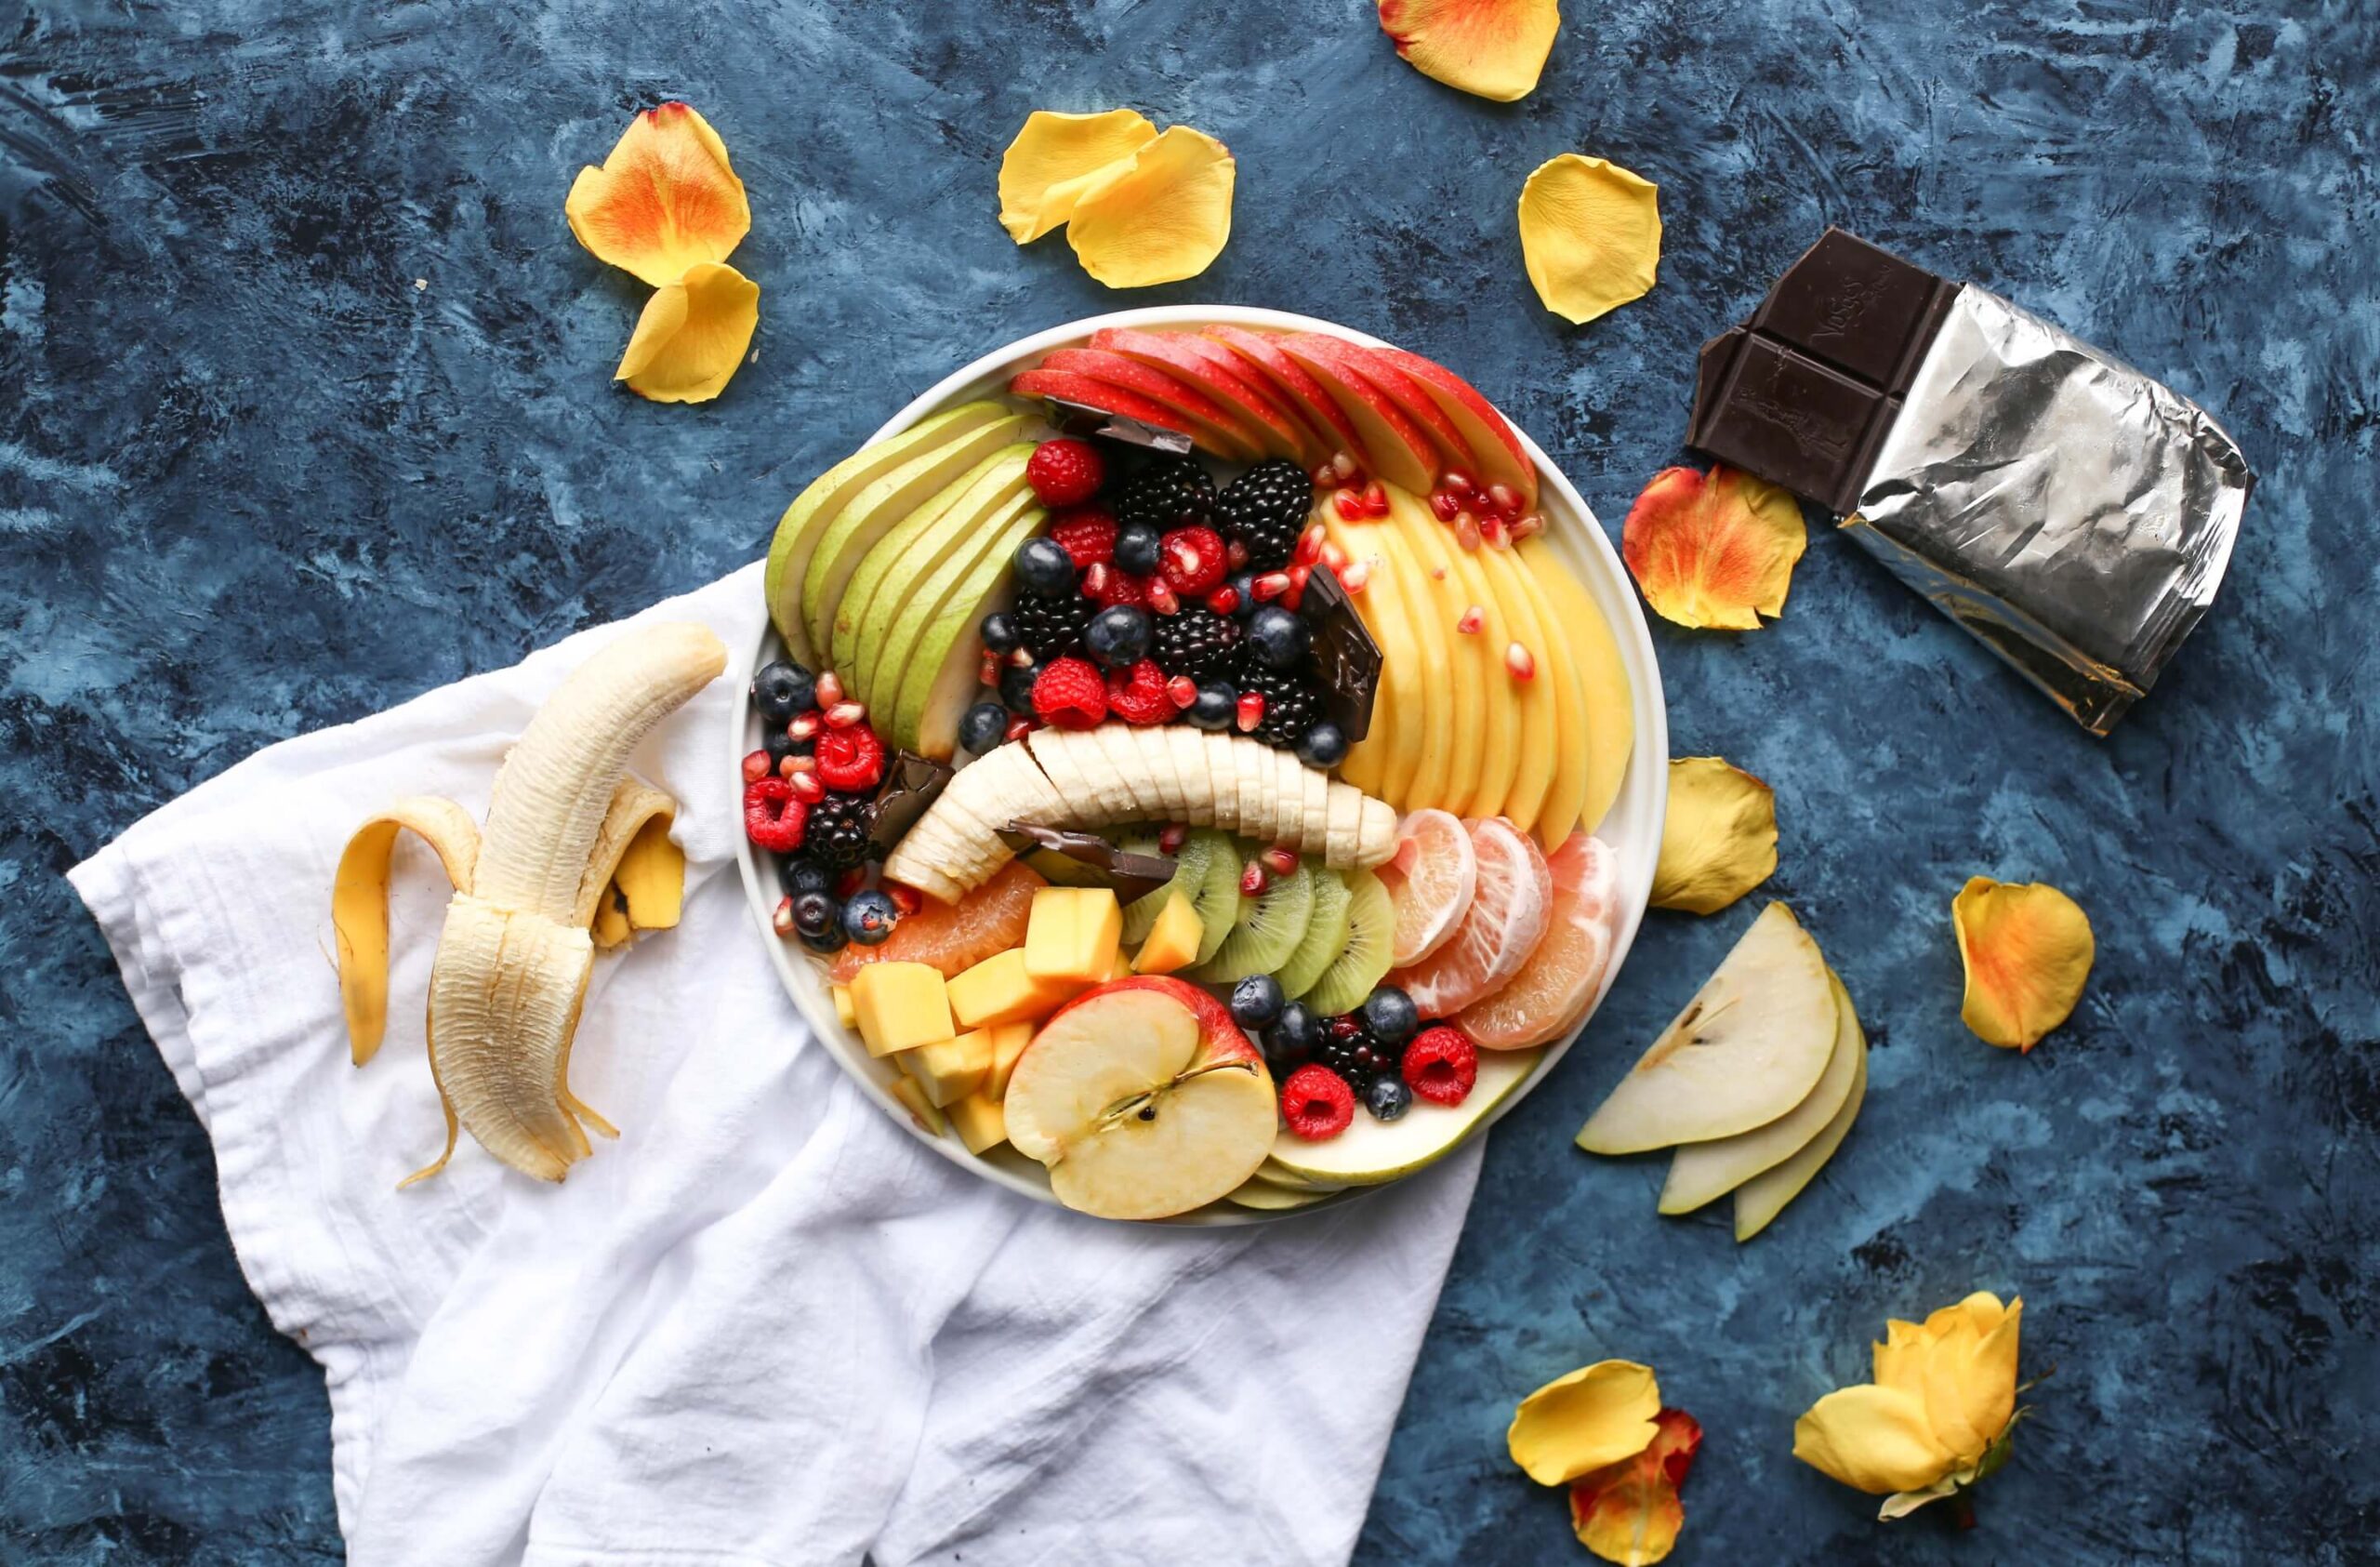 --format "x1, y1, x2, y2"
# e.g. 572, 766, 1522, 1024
68, 564, 1481, 1567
